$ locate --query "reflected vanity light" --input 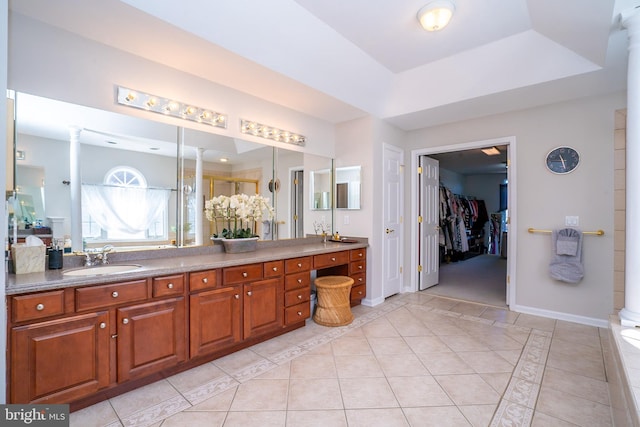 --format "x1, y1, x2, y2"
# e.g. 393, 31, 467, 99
116, 86, 227, 129
240, 119, 306, 146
